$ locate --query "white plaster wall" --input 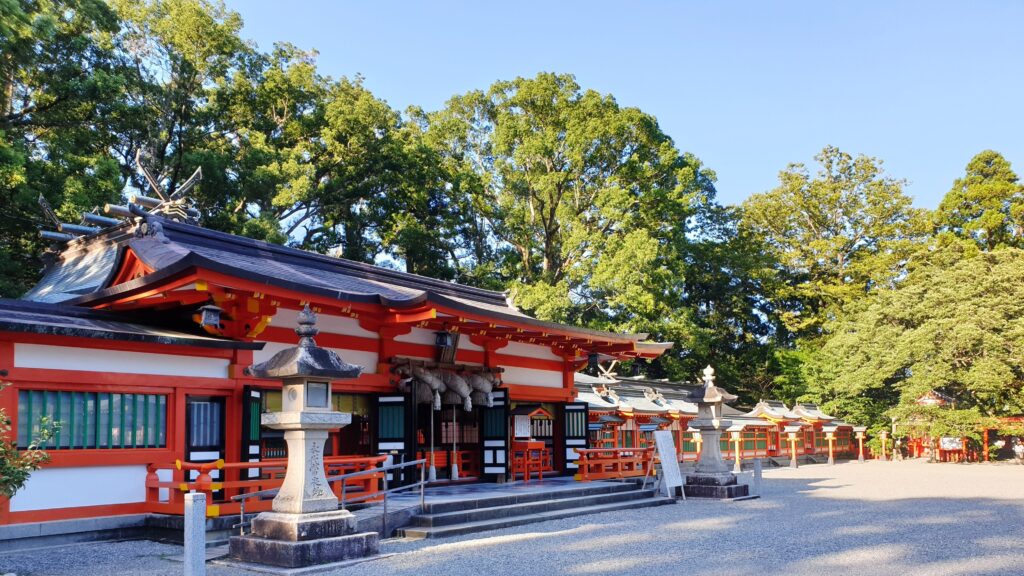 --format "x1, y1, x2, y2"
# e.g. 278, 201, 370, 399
393, 327, 437, 345
271, 309, 378, 339
9, 465, 148, 511
14, 344, 229, 378
501, 366, 563, 388
459, 337, 483, 351
253, 342, 377, 373
502, 341, 561, 361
